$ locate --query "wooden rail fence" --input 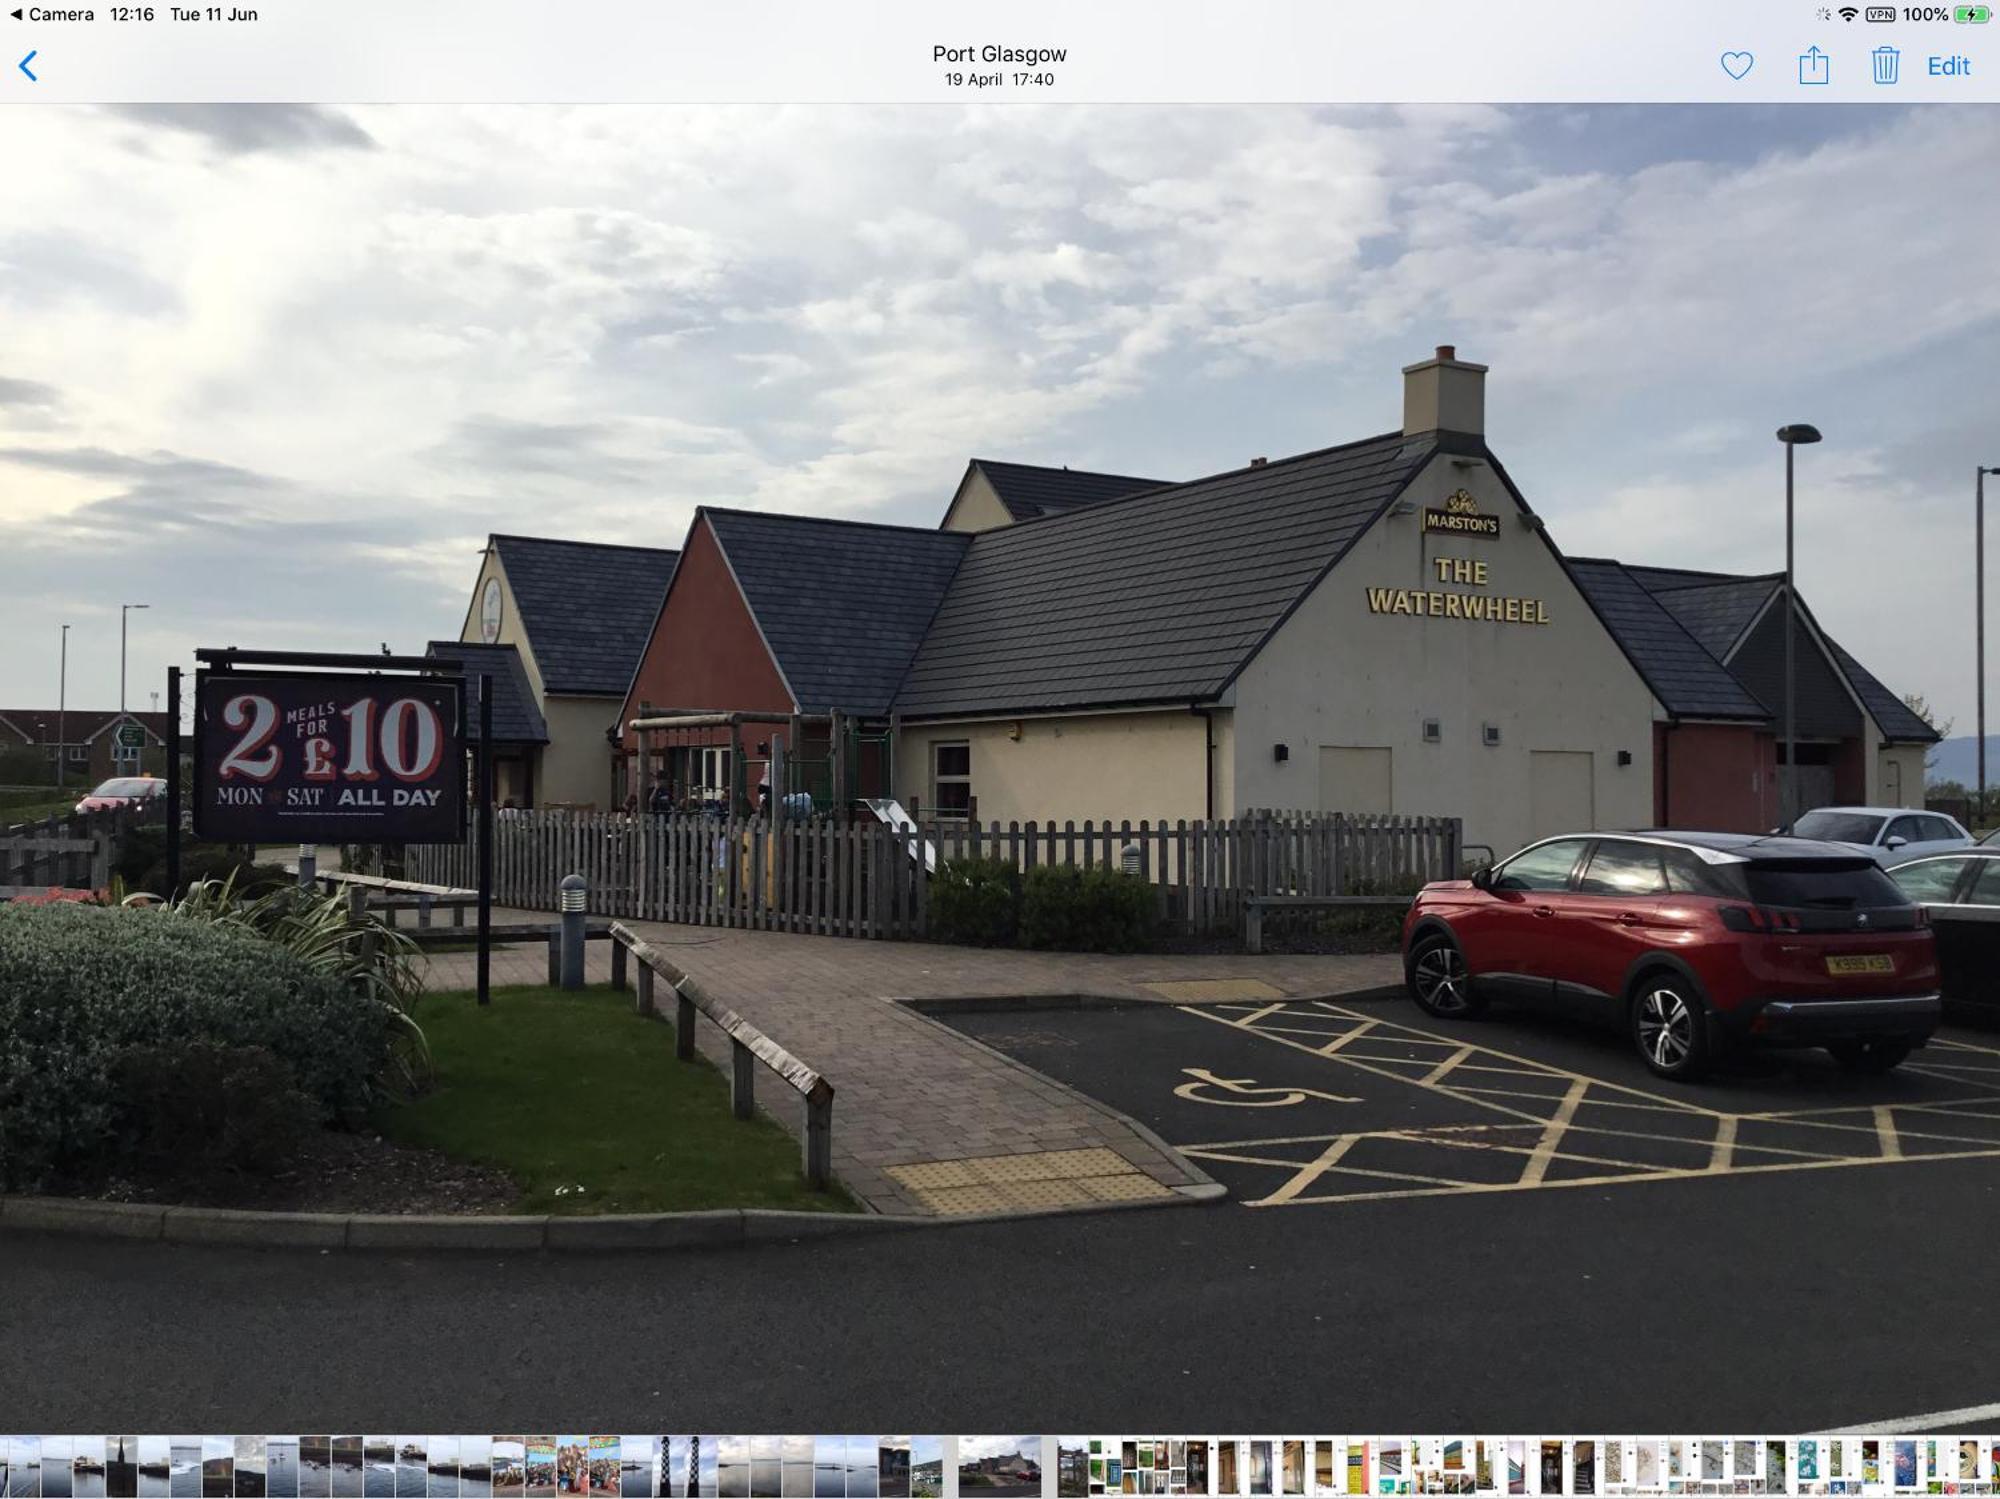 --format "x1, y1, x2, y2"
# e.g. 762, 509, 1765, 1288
408, 808, 1461, 941
0, 803, 158, 900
